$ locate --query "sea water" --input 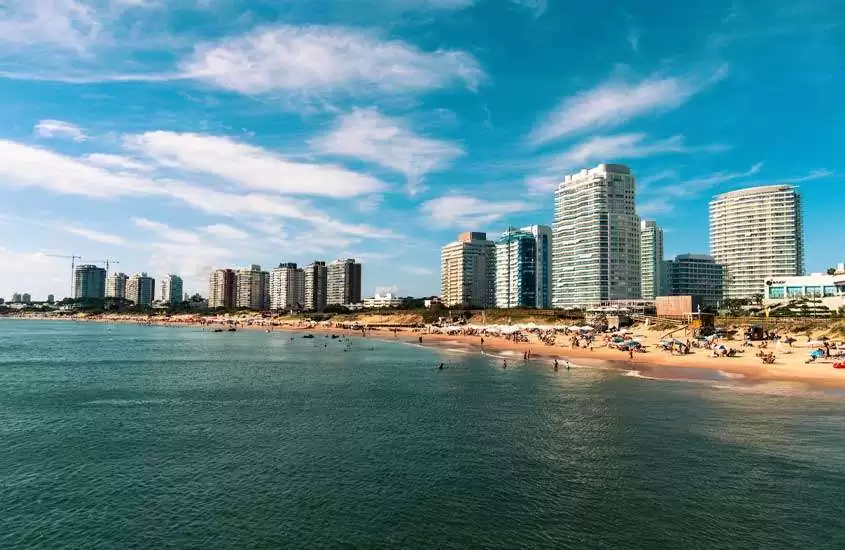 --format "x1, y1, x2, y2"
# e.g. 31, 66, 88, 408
1, 320, 843, 549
